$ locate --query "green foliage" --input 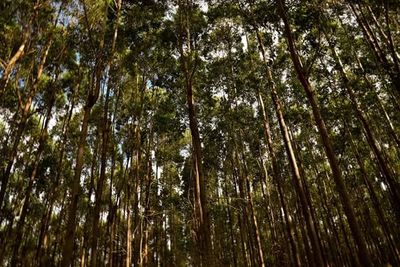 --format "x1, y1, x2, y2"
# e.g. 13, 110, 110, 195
0, 0, 399, 266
